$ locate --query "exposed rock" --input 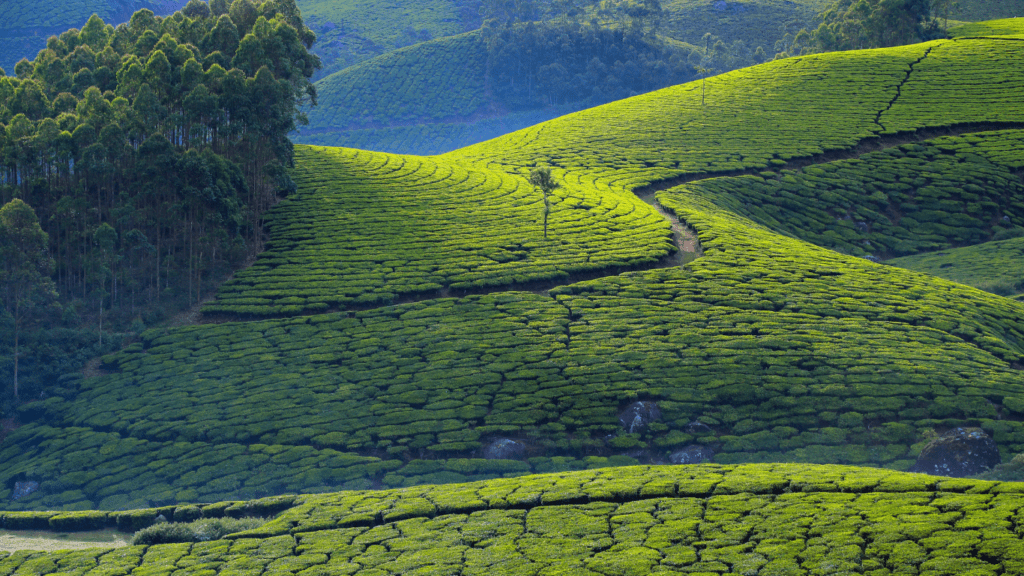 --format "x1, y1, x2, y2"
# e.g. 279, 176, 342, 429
482, 438, 526, 460
685, 421, 714, 435
909, 427, 1000, 477
11, 481, 38, 501
670, 445, 715, 465
619, 401, 661, 434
